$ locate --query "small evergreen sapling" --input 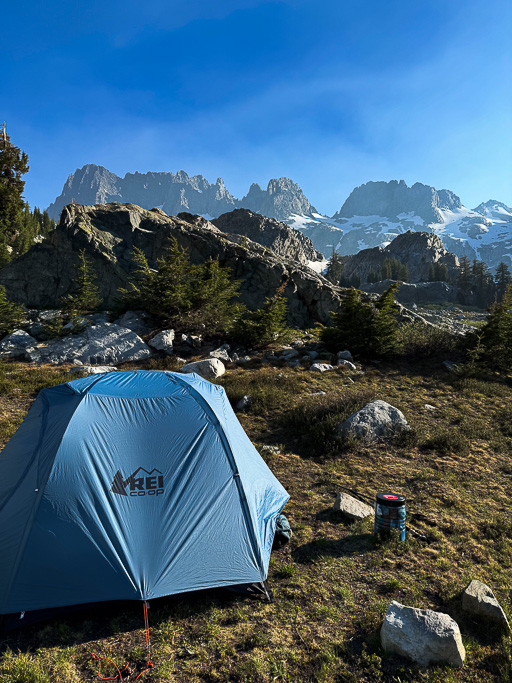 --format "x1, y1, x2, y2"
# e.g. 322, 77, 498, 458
0, 286, 24, 337
60, 249, 103, 316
